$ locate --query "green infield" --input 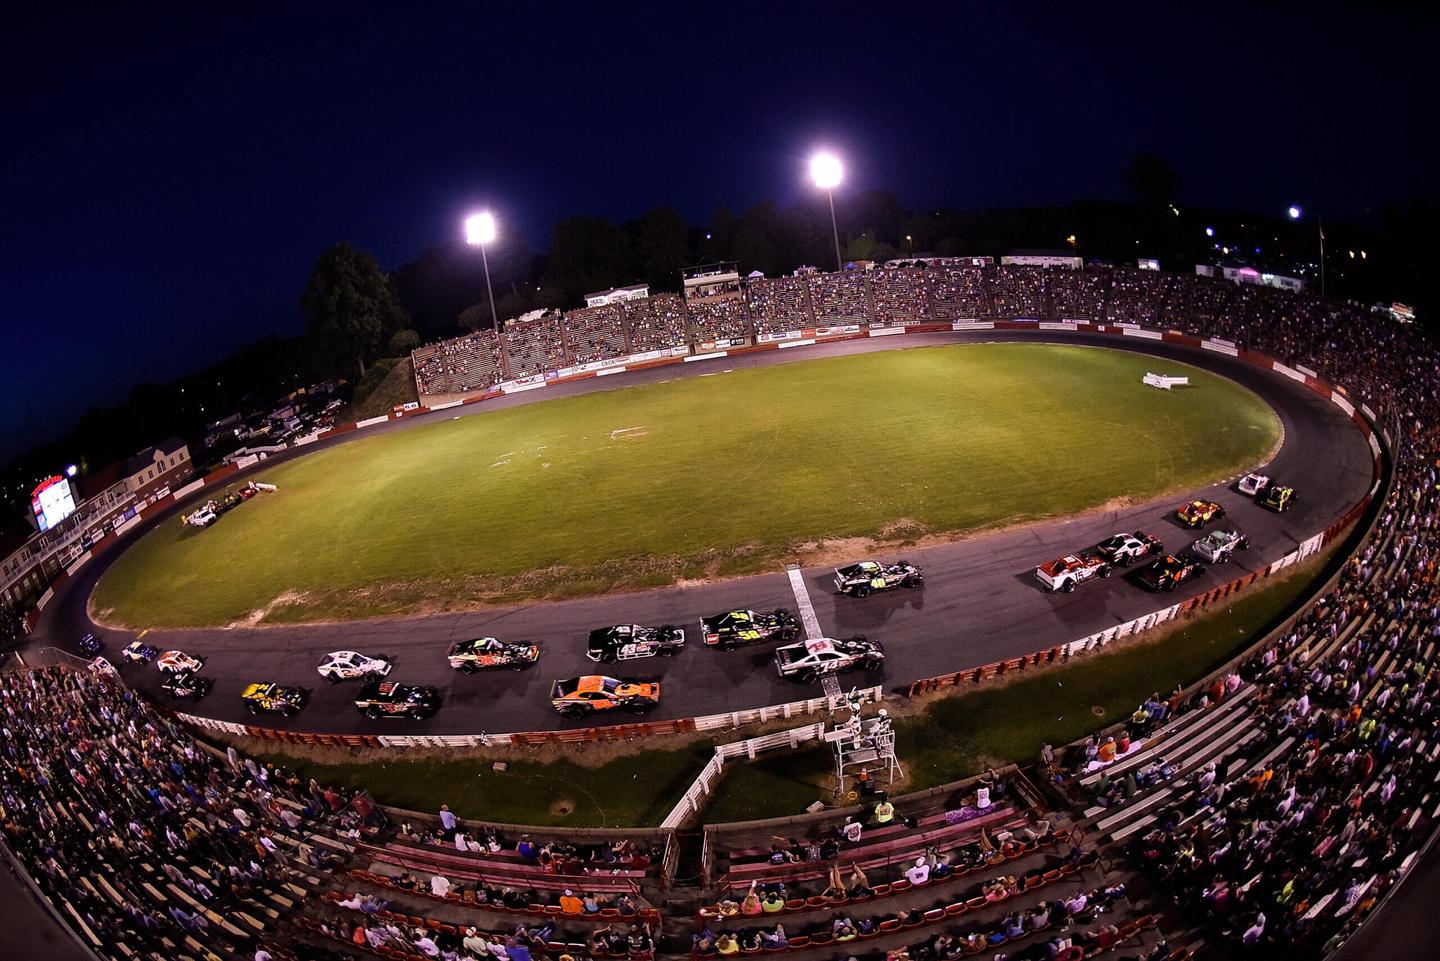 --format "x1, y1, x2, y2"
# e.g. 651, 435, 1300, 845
93, 343, 1280, 627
